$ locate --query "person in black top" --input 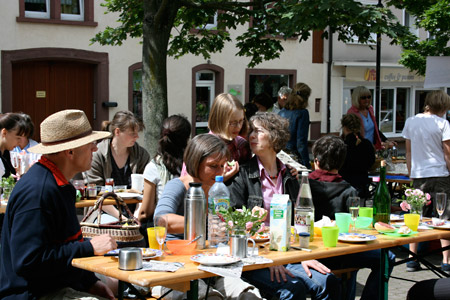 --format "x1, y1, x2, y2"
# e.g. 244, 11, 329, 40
0, 113, 31, 178
339, 113, 376, 199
